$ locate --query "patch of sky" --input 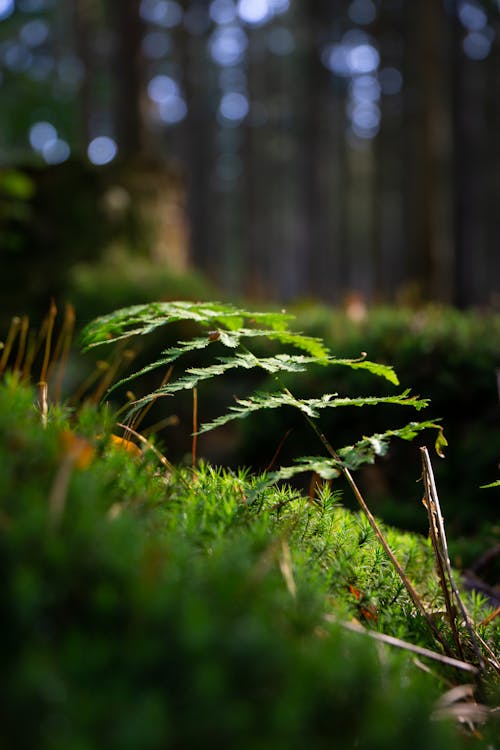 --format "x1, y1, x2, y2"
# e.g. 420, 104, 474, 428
0, 0, 14, 21
267, 27, 295, 55
458, 0, 487, 31
87, 136, 118, 166
139, 0, 183, 28
142, 31, 171, 59
209, 24, 248, 66
348, 0, 376, 26
210, 0, 237, 25
20, 19, 49, 47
